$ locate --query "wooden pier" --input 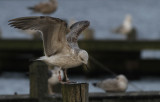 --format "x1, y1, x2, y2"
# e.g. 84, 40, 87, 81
0, 39, 160, 77
1, 91, 160, 102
